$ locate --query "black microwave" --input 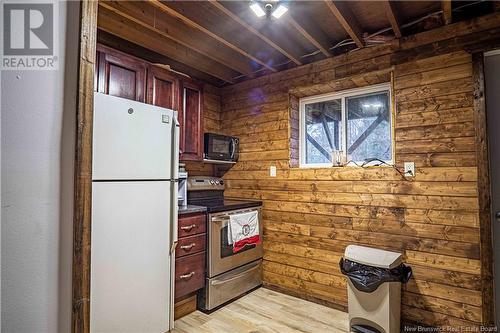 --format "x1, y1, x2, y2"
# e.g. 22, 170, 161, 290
204, 133, 239, 162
